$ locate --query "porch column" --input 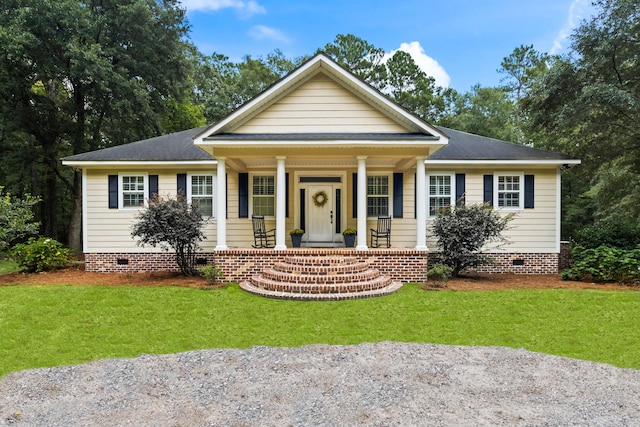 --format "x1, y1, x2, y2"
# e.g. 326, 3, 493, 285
356, 156, 368, 250
275, 156, 287, 250
215, 157, 228, 250
415, 156, 428, 250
